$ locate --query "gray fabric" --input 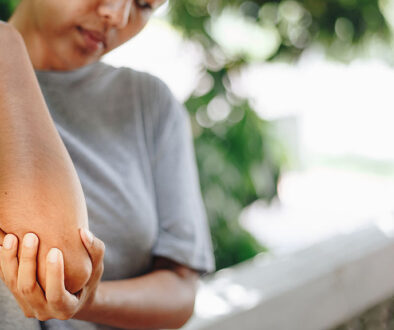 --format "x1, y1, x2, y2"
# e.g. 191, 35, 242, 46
0, 283, 41, 330
0, 61, 214, 330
